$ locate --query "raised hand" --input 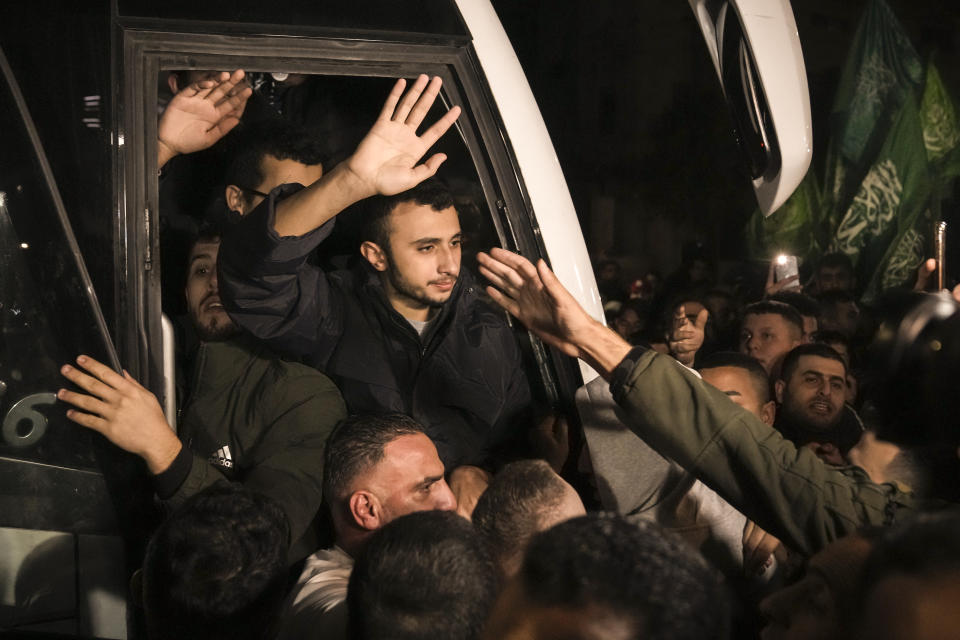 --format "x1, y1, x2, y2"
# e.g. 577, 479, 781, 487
477, 248, 631, 377
58, 355, 181, 474
157, 69, 252, 168
667, 304, 708, 367
344, 74, 461, 197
